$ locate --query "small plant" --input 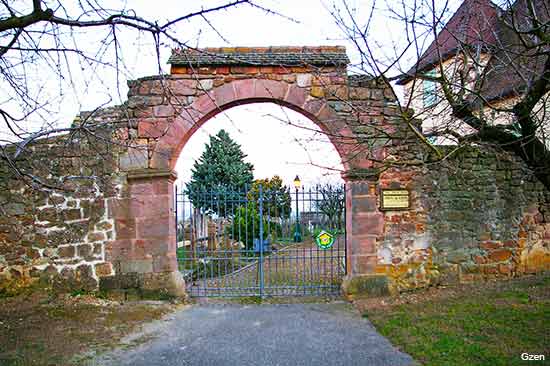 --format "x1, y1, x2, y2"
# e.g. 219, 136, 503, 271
69, 288, 90, 297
